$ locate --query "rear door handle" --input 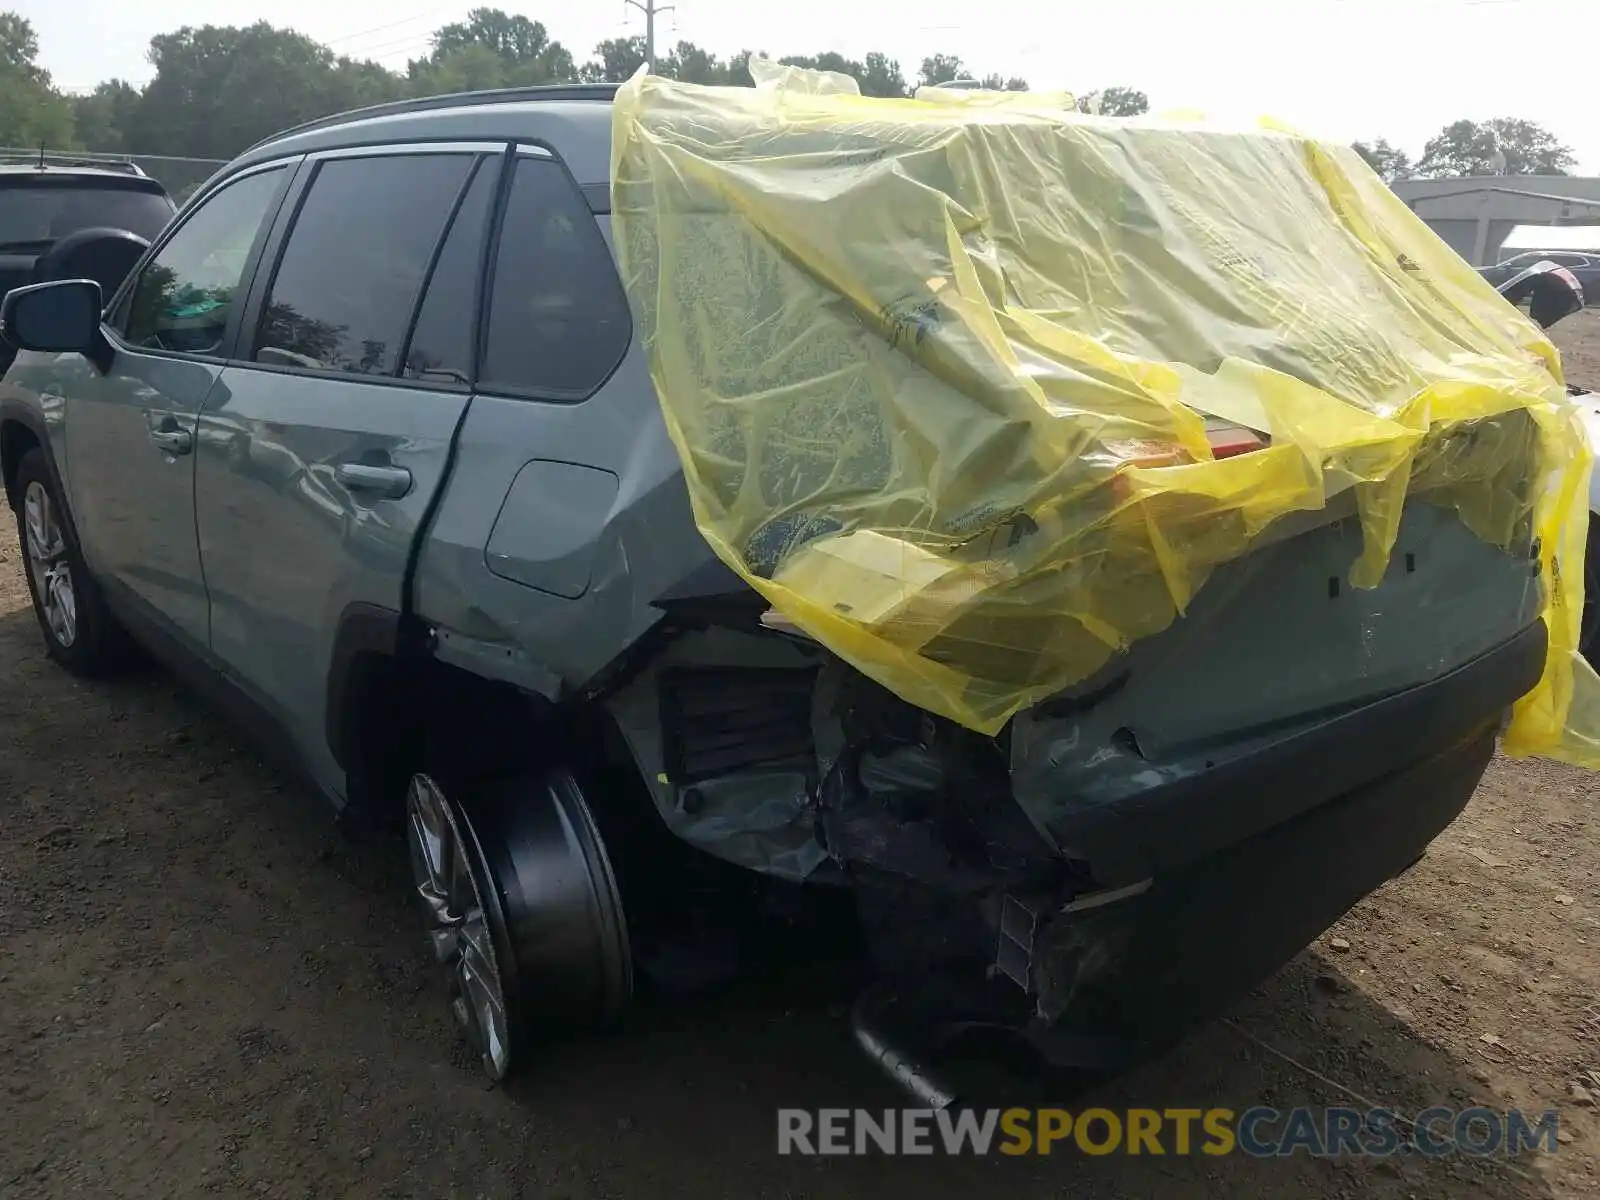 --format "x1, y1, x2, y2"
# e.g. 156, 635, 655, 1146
335, 462, 413, 500
149, 427, 193, 455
